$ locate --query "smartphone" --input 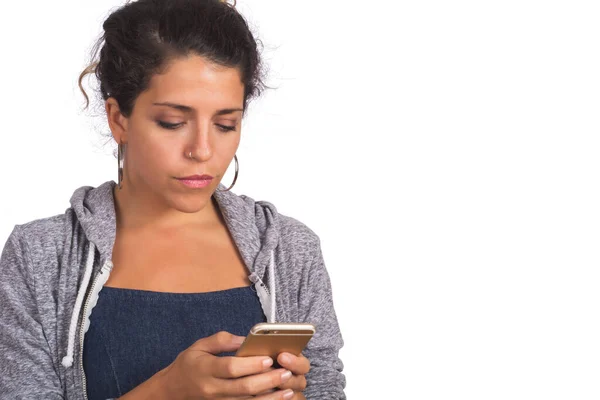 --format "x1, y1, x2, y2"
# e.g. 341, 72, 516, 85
235, 322, 315, 365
